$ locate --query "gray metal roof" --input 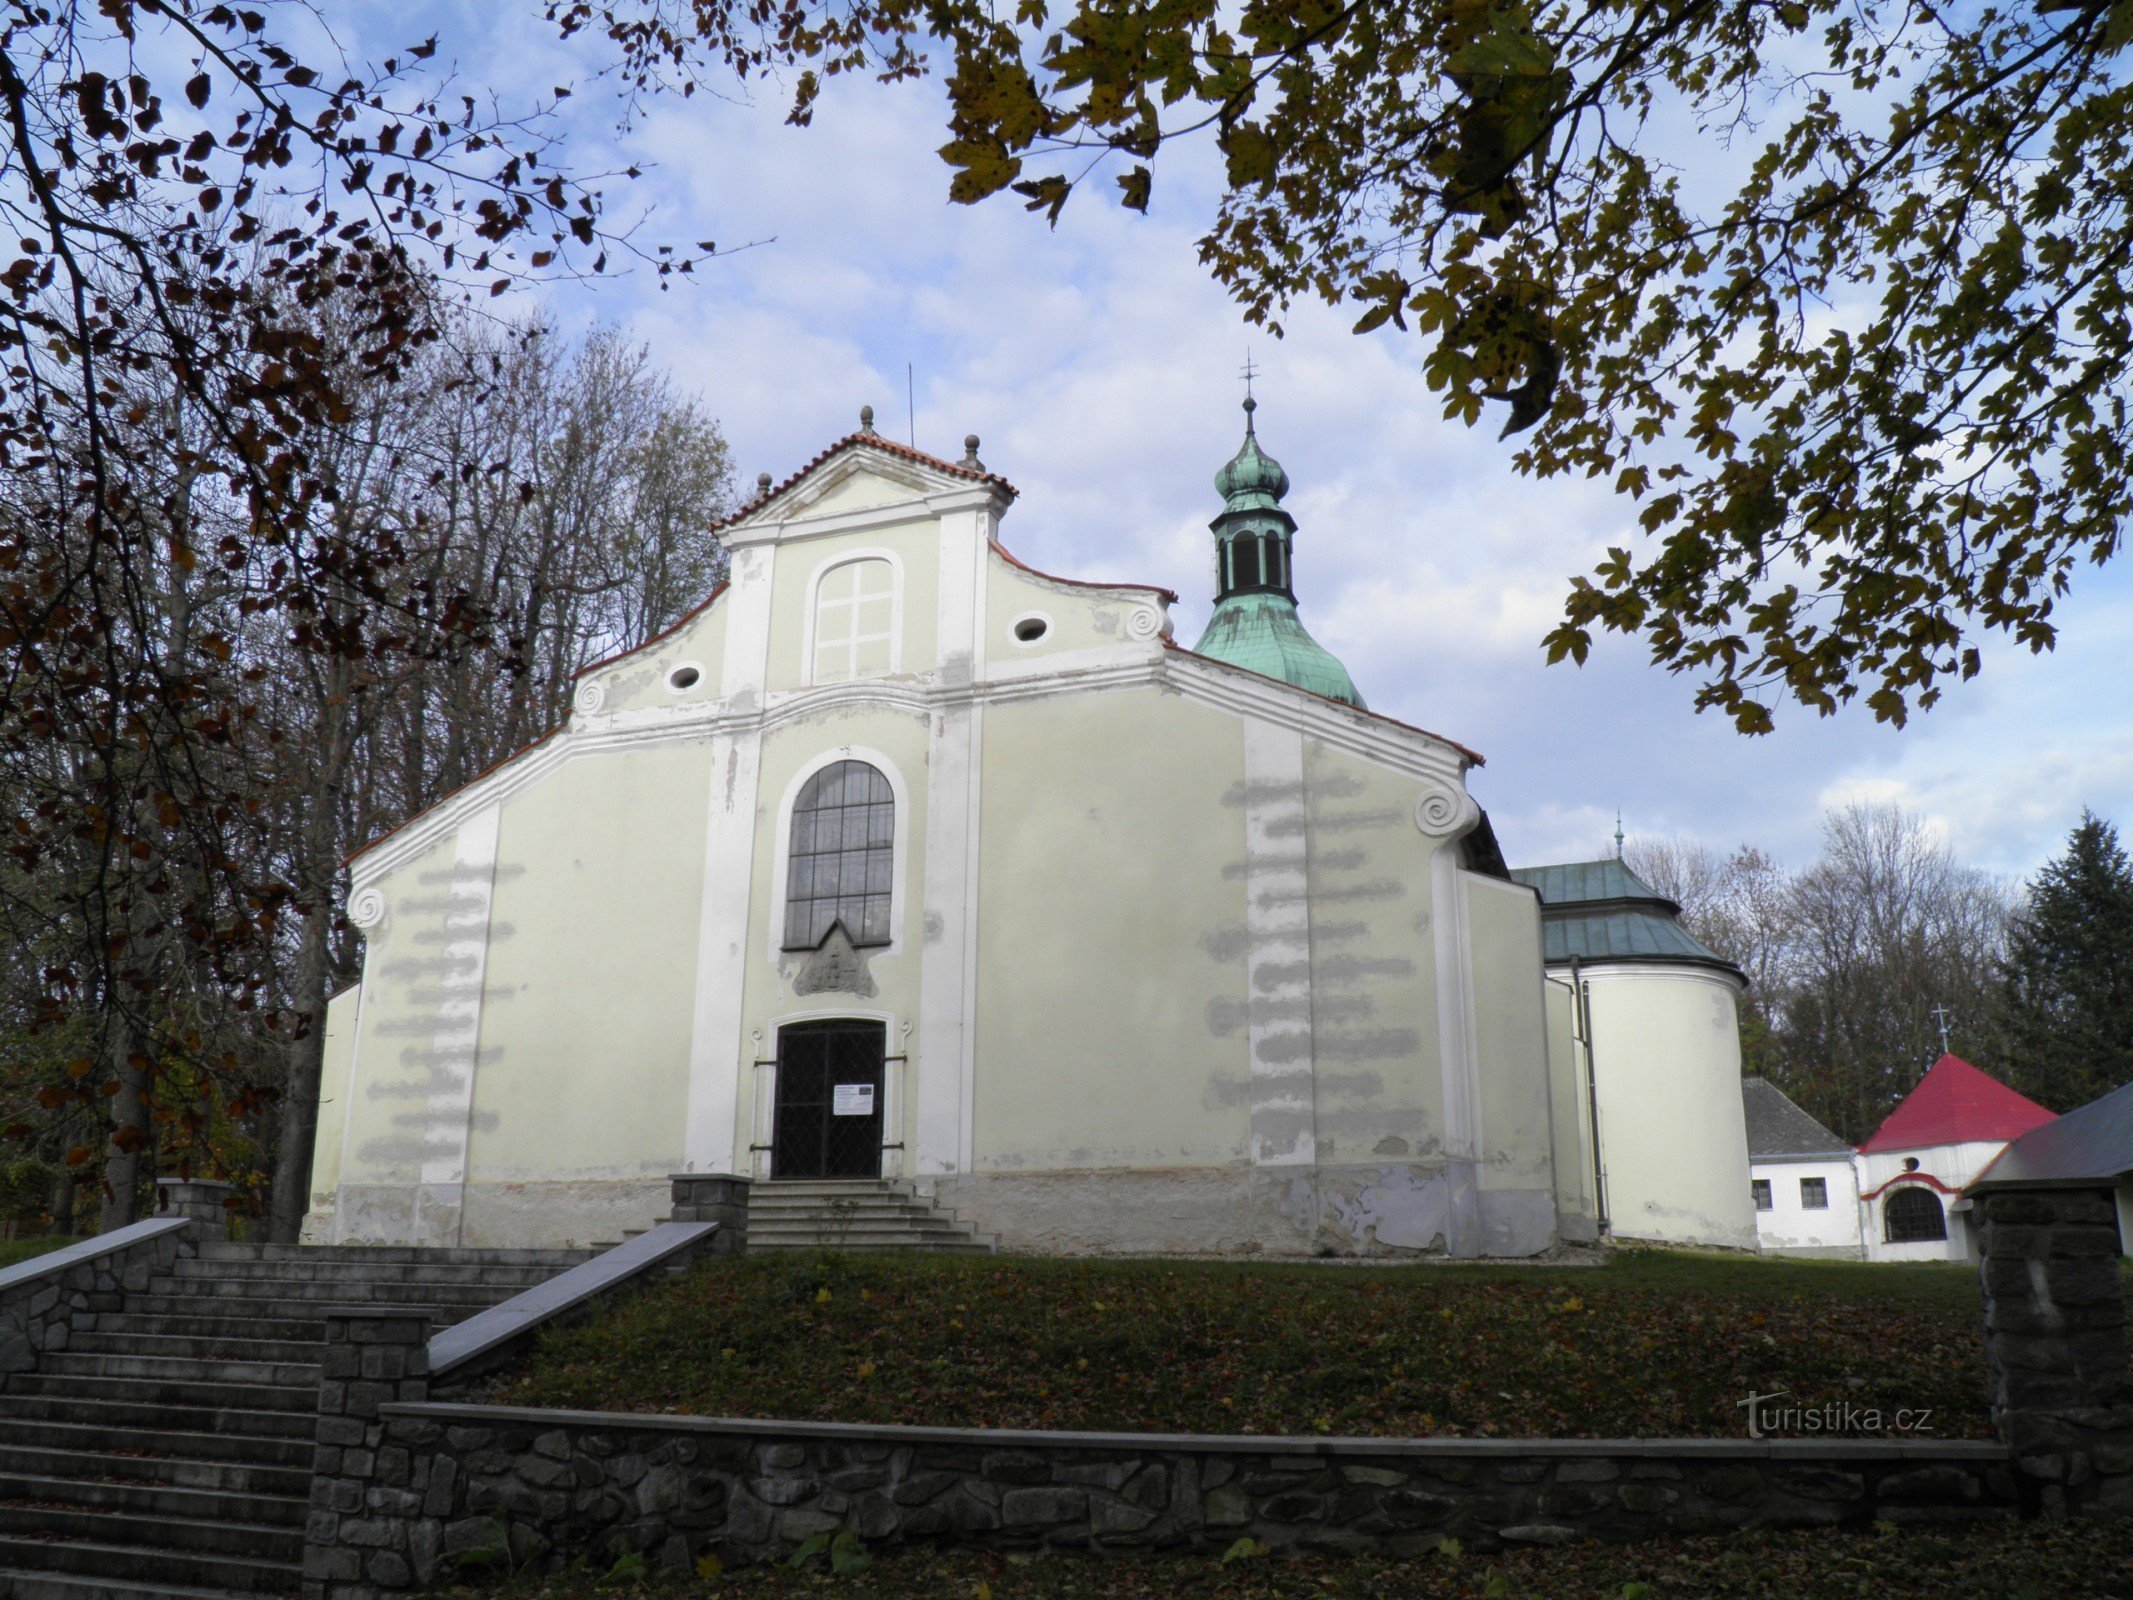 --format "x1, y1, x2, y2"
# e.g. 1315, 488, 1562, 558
1507, 858, 1742, 978
1511, 859, 1660, 906
1742, 1077, 1853, 1161
1966, 1079, 2133, 1191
